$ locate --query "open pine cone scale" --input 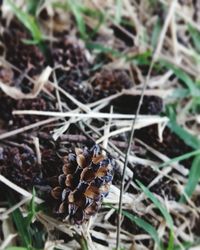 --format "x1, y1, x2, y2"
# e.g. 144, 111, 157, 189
50, 145, 114, 224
